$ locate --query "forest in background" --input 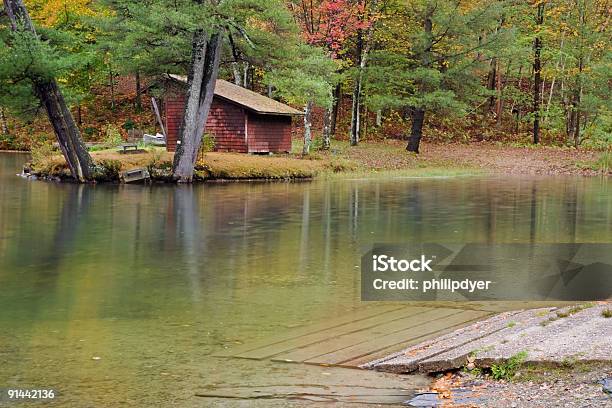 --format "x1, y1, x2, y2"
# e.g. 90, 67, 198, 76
0, 0, 610, 179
